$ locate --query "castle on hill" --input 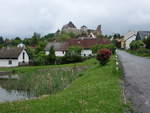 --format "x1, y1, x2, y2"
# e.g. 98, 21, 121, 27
56, 21, 102, 39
